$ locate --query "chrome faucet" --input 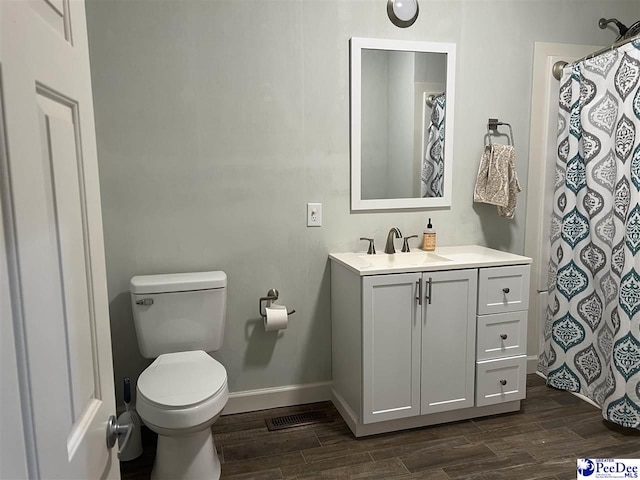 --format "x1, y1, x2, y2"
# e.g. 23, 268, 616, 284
384, 227, 402, 254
